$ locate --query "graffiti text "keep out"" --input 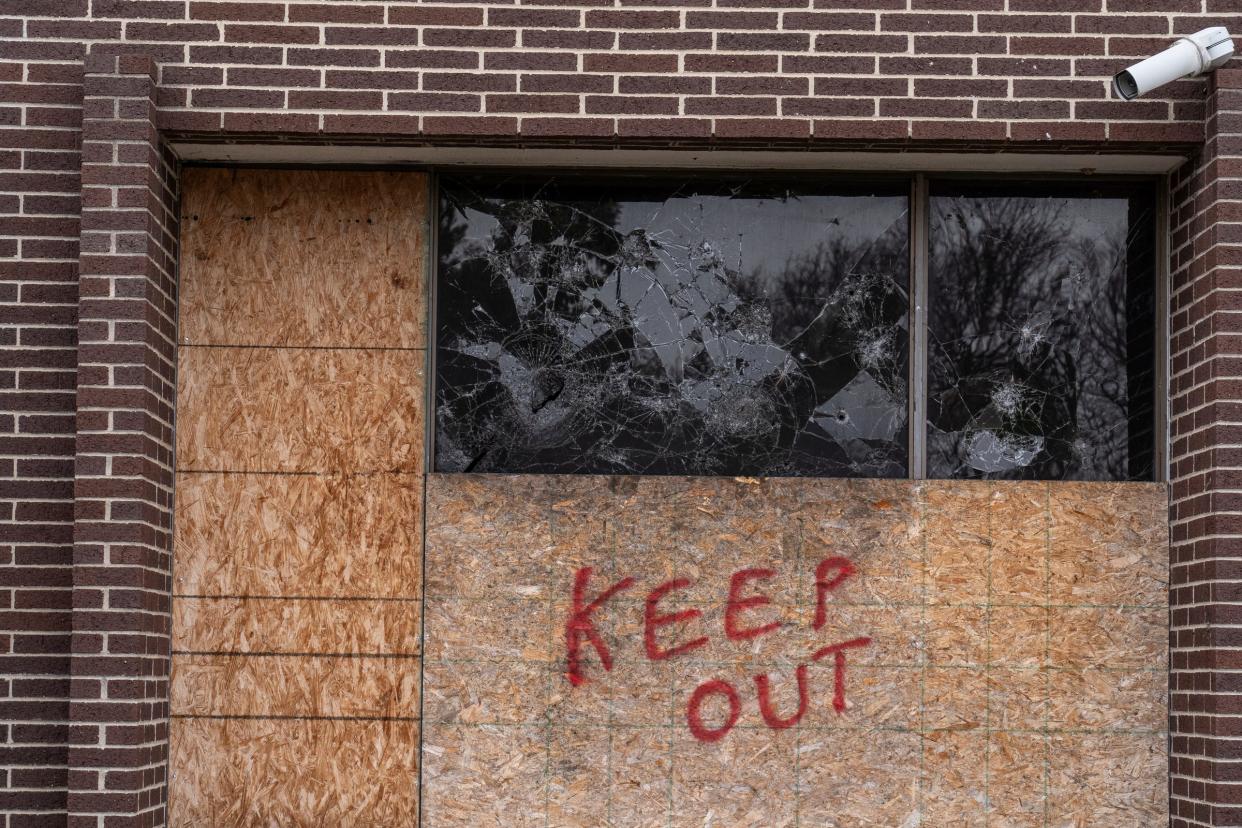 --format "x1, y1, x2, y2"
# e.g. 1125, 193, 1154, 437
564, 557, 872, 743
